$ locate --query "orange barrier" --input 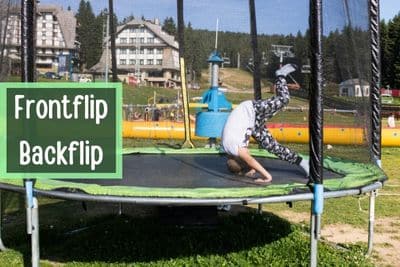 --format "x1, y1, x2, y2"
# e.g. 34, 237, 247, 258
123, 120, 400, 147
